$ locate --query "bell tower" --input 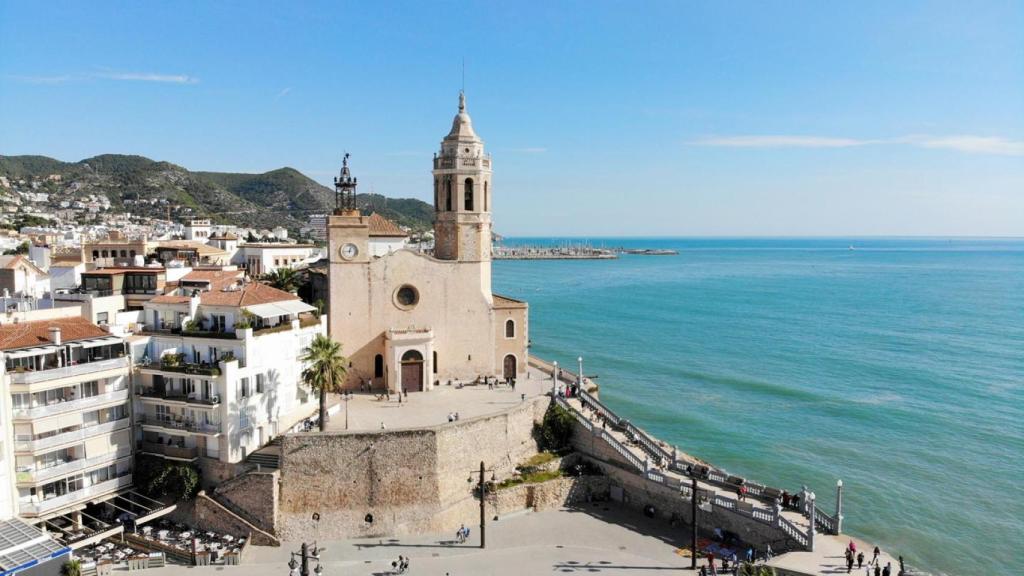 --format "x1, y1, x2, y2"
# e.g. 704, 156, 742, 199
431, 91, 492, 262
